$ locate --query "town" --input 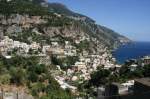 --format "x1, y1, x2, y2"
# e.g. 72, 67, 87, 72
1, 35, 150, 99
0, 36, 118, 91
